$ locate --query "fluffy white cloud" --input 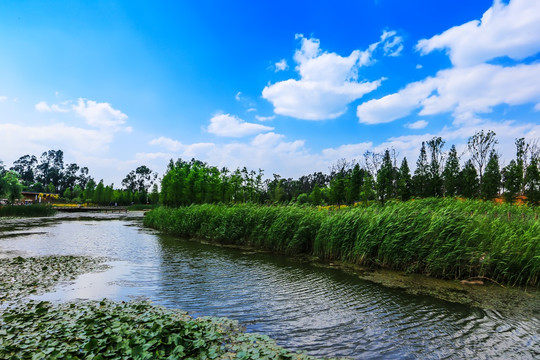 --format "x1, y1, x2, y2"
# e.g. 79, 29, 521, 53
207, 113, 273, 137
149, 136, 184, 152
0, 123, 113, 163
357, 77, 437, 124
357, 0, 540, 125
417, 0, 540, 67
72, 98, 129, 131
275, 59, 288, 72
406, 120, 428, 129
262, 31, 402, 120
35, 101, 70, 113
357, 62, 540, 124
35, 98, 131, 132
